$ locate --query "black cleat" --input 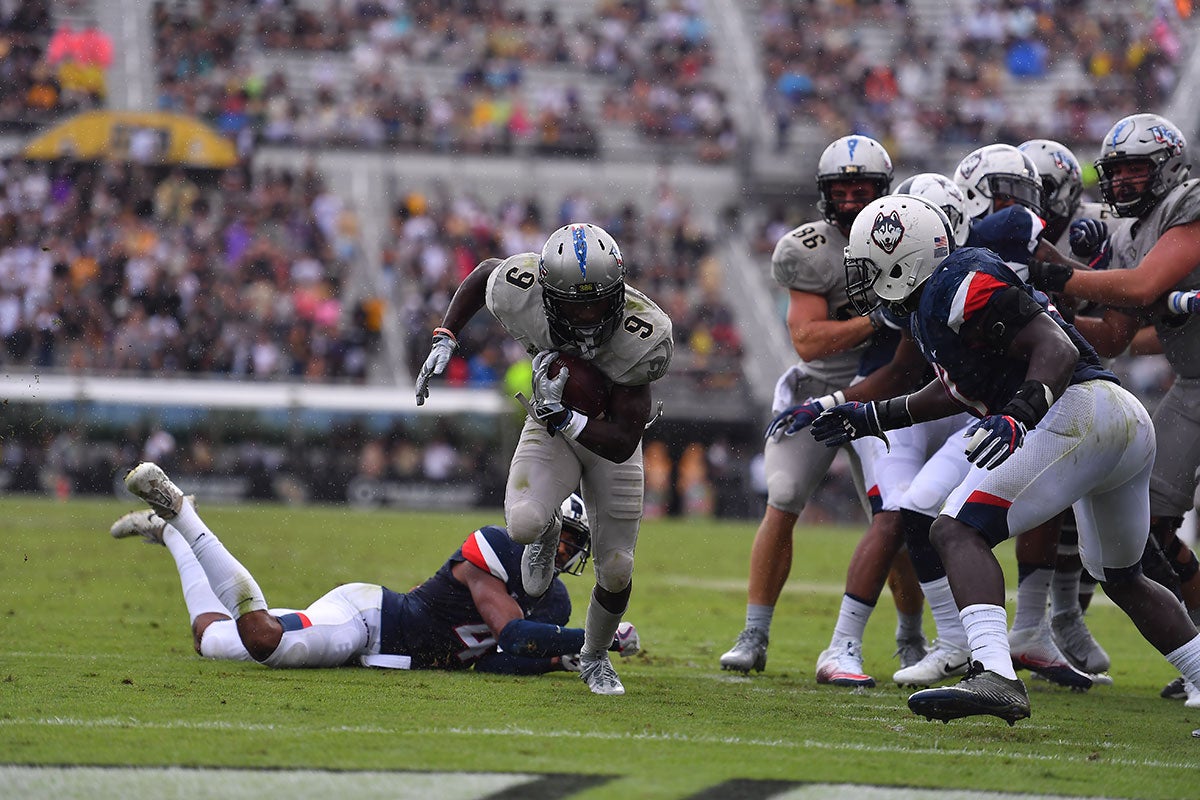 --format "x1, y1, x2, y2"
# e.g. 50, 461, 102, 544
1163, 676, 1187, 700
908, 661, 1031, 726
